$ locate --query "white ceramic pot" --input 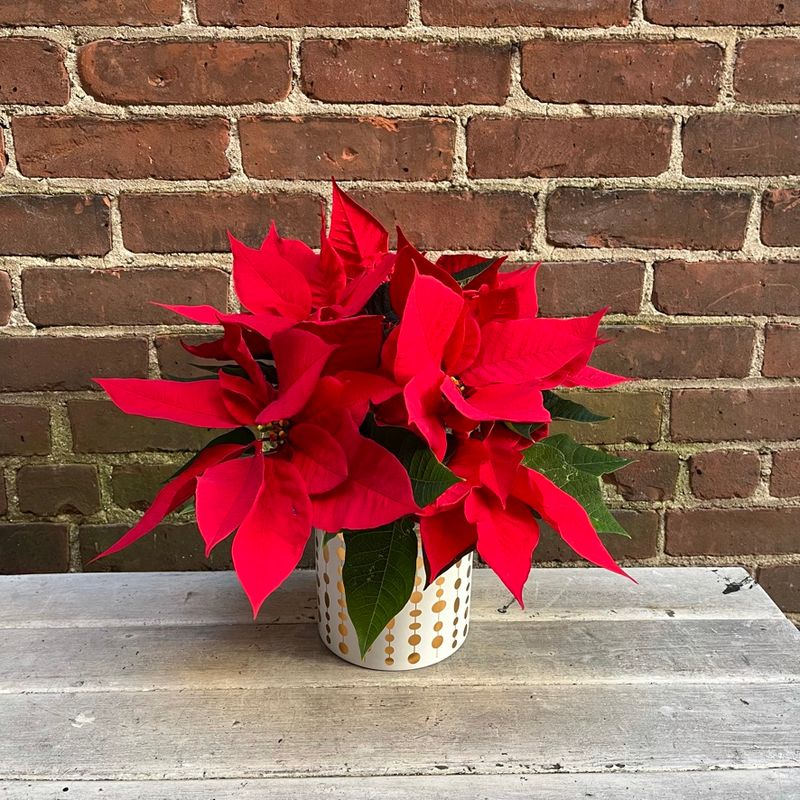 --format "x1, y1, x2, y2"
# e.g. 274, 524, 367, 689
314, 529, 473, 670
